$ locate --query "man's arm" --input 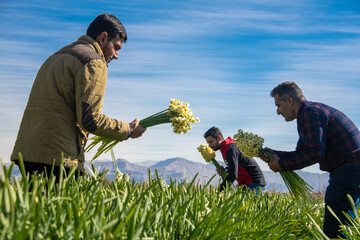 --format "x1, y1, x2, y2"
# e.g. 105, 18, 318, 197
75, 60, 145, 141
276, 108, 326, 171
273, 139, 305, 159
219, 148, 237, 190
